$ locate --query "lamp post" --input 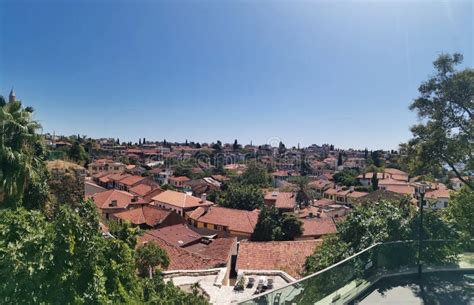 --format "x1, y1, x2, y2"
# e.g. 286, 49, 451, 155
415, 182, 427, 278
